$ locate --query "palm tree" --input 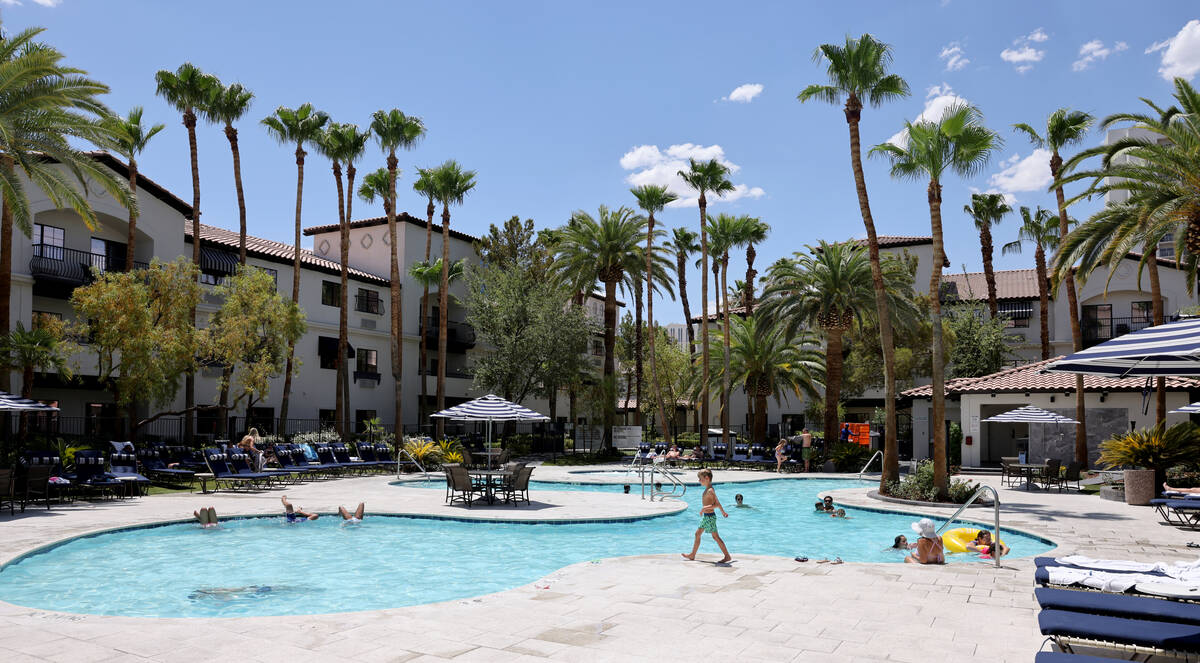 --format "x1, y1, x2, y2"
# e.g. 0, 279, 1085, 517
871, 102, 1000, 499
708, 214, 758, 441
709, 316, 824, 445
668, 227, 700, 354
104, 108, 164, 270
408, 257, 465, 419
427, 160, 476, 437
369, 109, 425, 435
1, 320, 73, 436
204, 82, 253, 265
1014, 108, 1095, 466
963, 193, 1012, 318
798, 32, 910, 490
261, 103, 329, 432
156, 62, 217, 442
1002, 207, 1059, 359
741, 218, 770, 316
631, 184, 678, 441
678, 159, 734, 441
